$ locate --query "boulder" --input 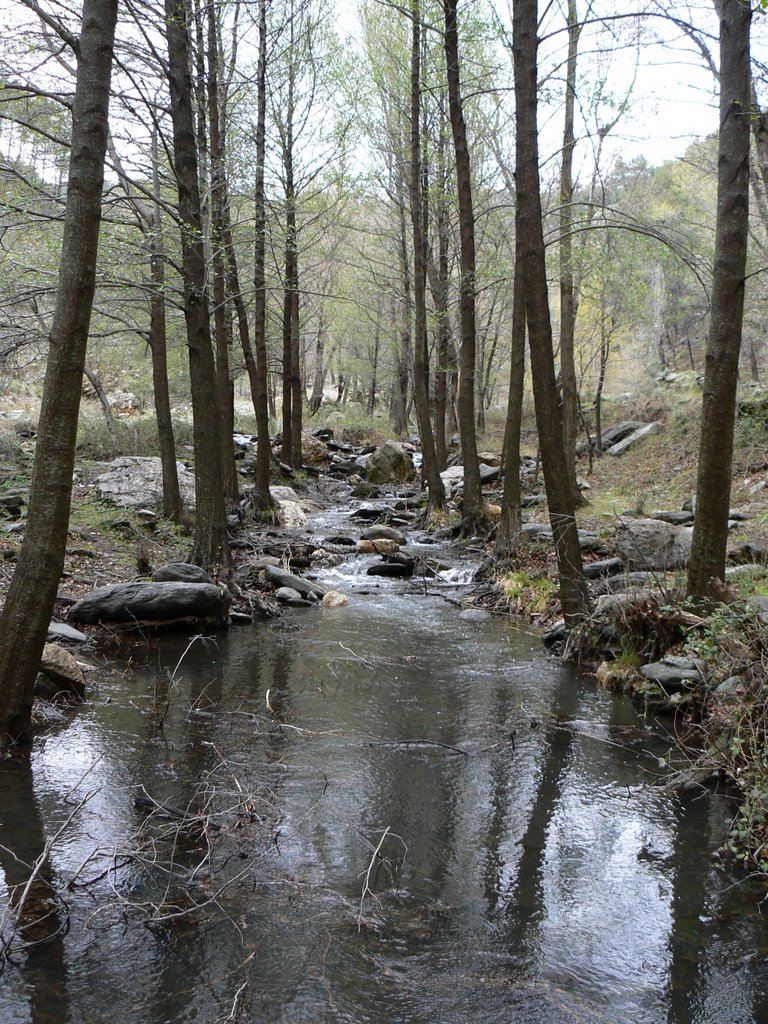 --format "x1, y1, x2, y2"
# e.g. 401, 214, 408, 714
94, 457, 196, 511
300, 432, 330, 465
615, 519, 693, 570
69, 582, 230, 625
152, 561, 213, 584
597, 571, 670, 595
275, 586, 313, 606
479, 463, 500, 484
583, 557, 623, 580
350, 481, 381, 499
652, 510, 695, 526
37, 643, 86, 700
367, 562, 412, 578
578, 420, 645, 454
605, 421, 660, 456
358, 538, 400, 555
459, 608, 491, 622
360, 525, 407, 545
639, 656, 702, 691
264, 564, 327, 598
0, 491, 27, 518
273, 499, 307, 528
47, 622, 89, 644
322, 590, 349, 608
365, 441, 416, 484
